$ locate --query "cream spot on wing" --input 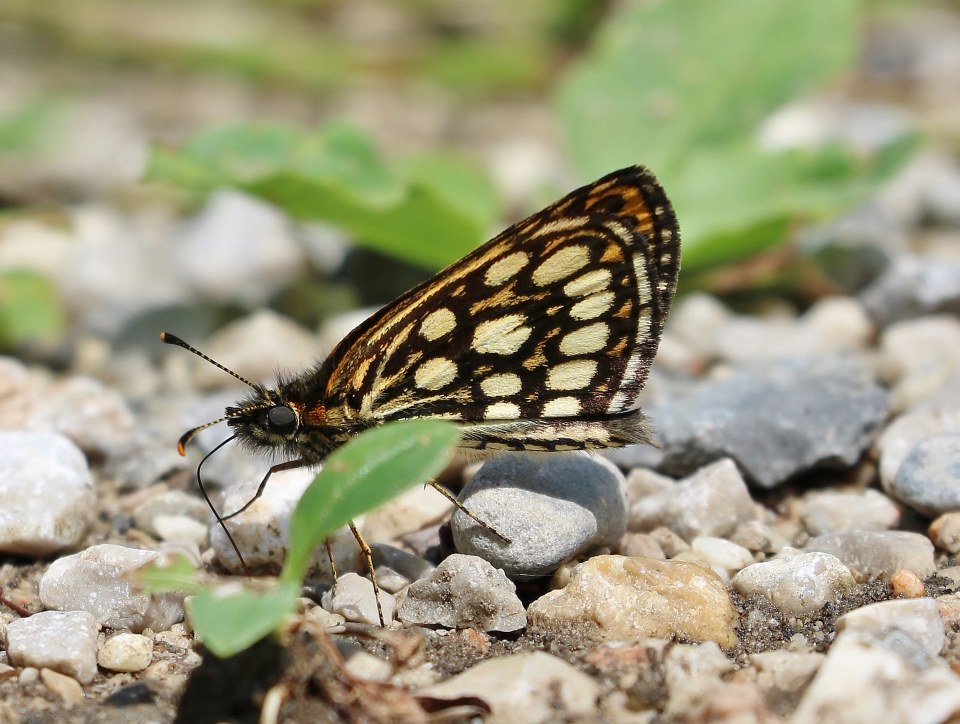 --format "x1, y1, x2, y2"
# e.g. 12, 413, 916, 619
559, 322, 609, 356
543, 396, 581, 416
419, 308, 457, 341
547, 360, 598, 391
414, 357, 458, 390
484, 401, 521, 419
473, 315, 531, 355
532, 246, 590, 287
481, 373, 522, 397
484, 252, 530, 286
564, 269, 612, 297
570, 292, 615, 321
